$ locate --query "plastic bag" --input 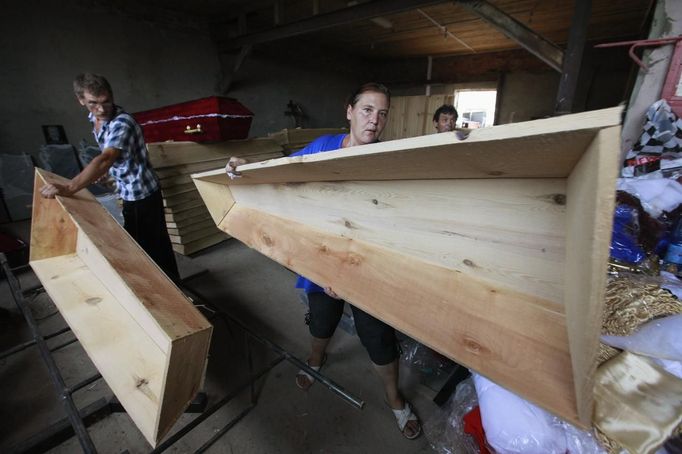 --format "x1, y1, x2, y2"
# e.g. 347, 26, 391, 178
423, 377, 480, 454
473, 374, 606, 454
401, 337, 453, 381
601, 313, 682, 362
610, 204, 646, 264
